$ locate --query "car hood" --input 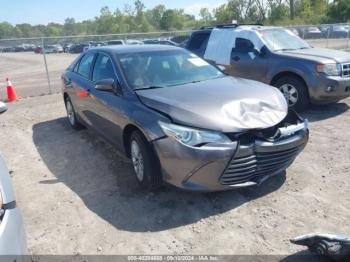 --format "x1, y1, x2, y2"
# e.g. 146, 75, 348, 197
136, 76, 288, 133
281, 48, 350, 63
0, 152, 16, 204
